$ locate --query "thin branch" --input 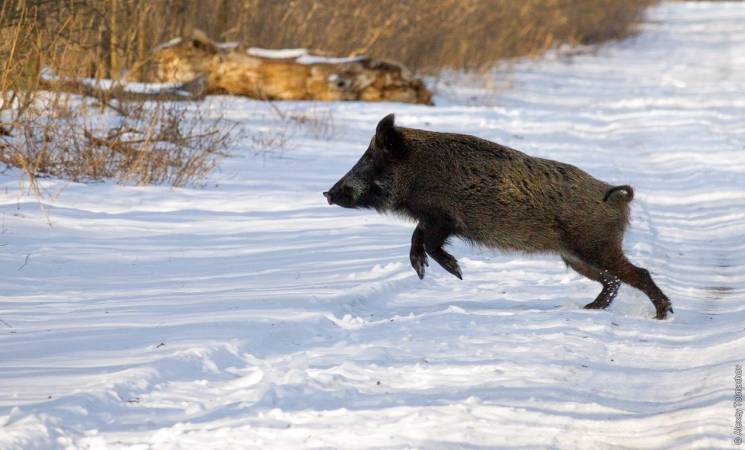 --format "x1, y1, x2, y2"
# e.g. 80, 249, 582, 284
17, 253, 30, 271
